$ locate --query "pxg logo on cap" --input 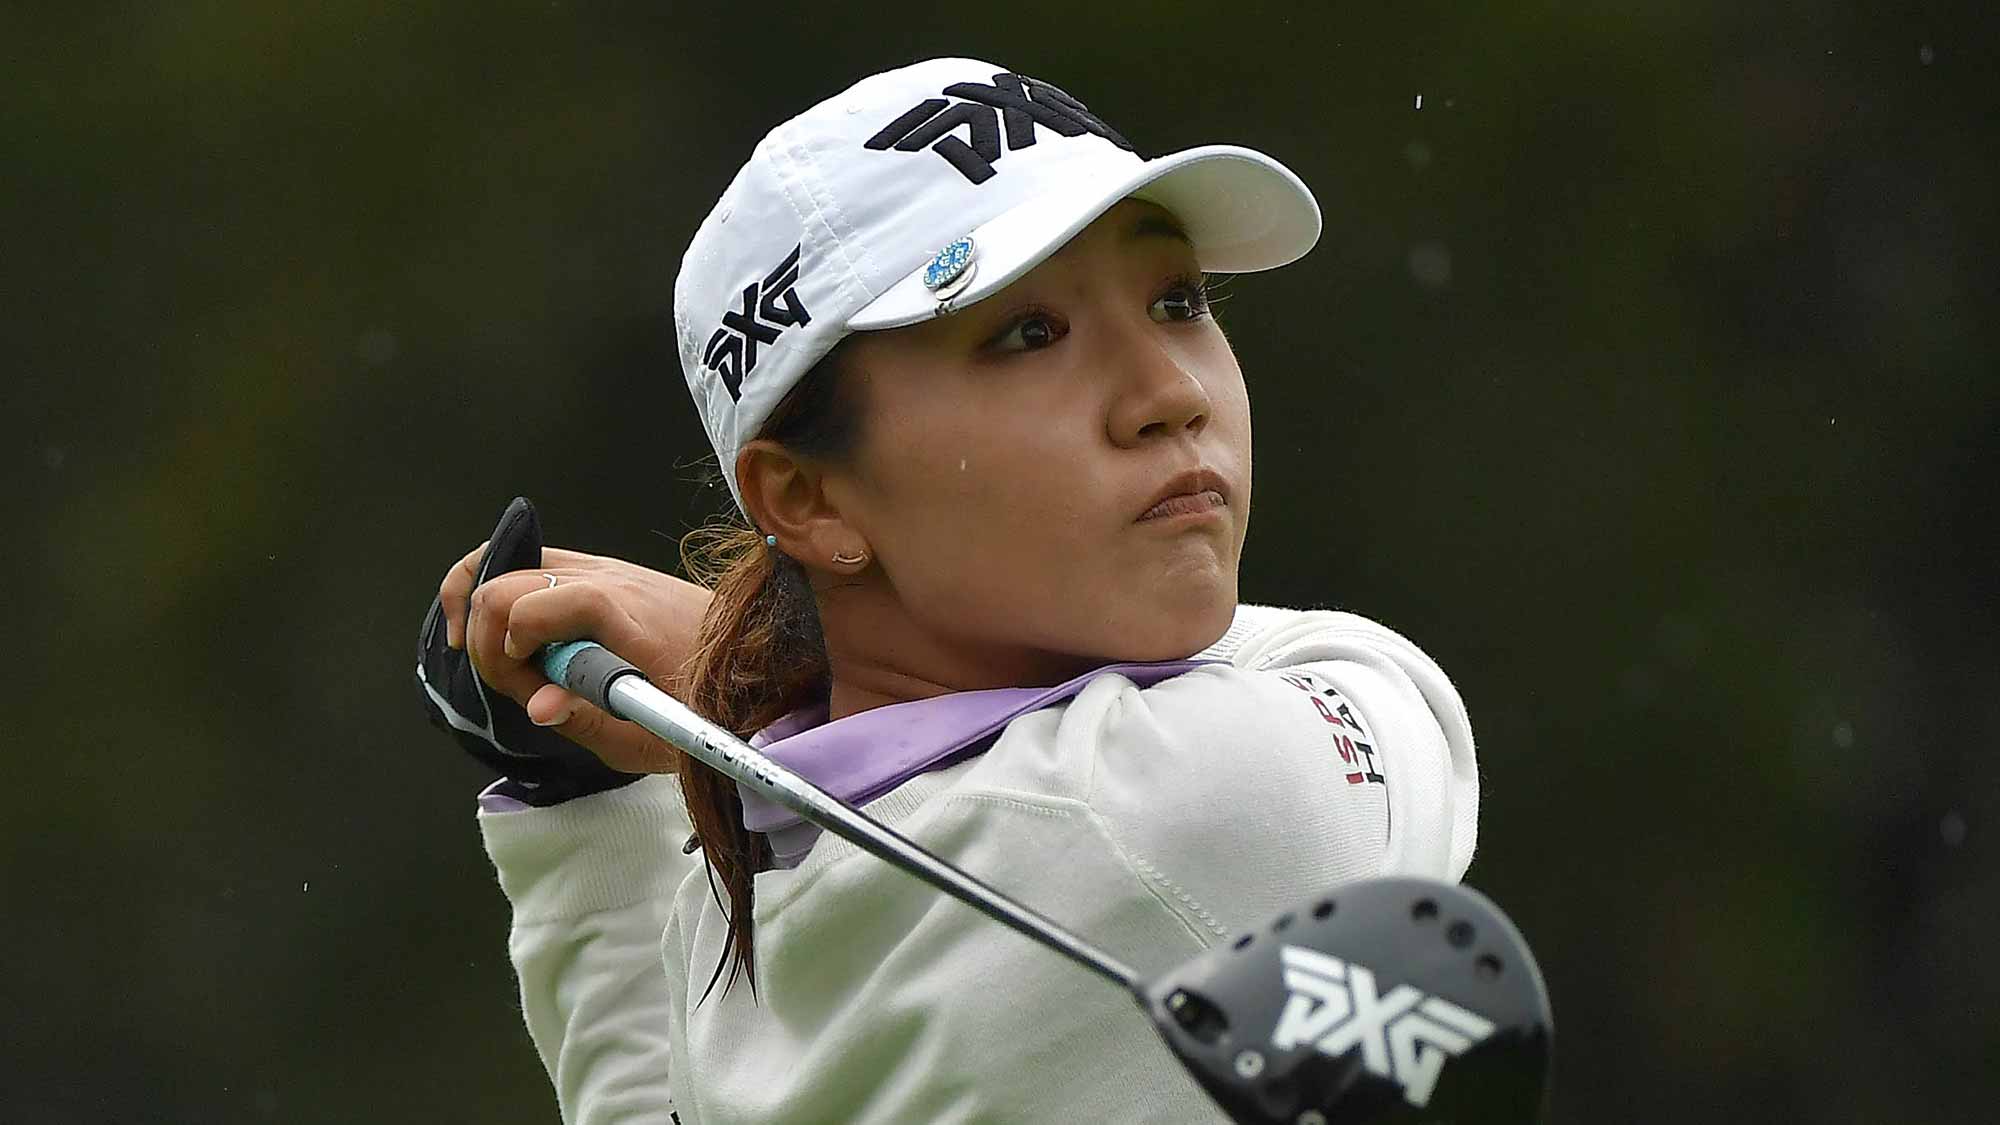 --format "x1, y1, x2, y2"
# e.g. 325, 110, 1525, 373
704, 244, 811, 402
863, 72, 1134, 185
